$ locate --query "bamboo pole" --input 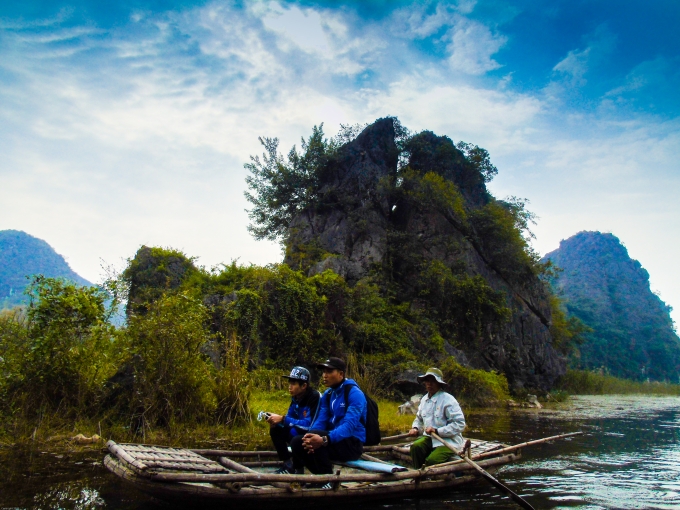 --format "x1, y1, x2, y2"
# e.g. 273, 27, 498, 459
360, 453, 393, 465
241, 461, 282, 467
145, 454, 517, 484
219, 456, 297, 491
218, 456, 257, 473
432, 433, 535, 510
380, 433, 412, 442
193, 449, 279, 457
472, 431, 582, 461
